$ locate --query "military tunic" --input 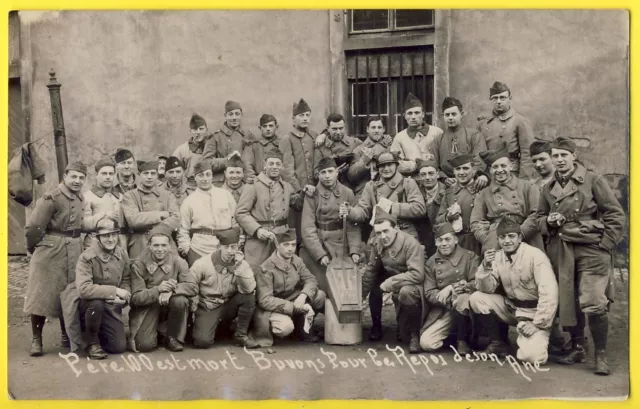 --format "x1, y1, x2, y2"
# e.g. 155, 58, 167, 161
347, 135, 393, 198
202, 122, 254, 185
172, 137, 208, 189
242, 134, 281, 181
436, 180, 483, 255
313, 135, 362, 189
390, 124, 444, 175
161, 178, 191, 208
280, 128, 317, 192
83, 185, 127, 251
24, 183, 85, 318
112, 174, 137, 196
222, 181, 246, 204
416, 181, 446, 257
429, 127, 487, 178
